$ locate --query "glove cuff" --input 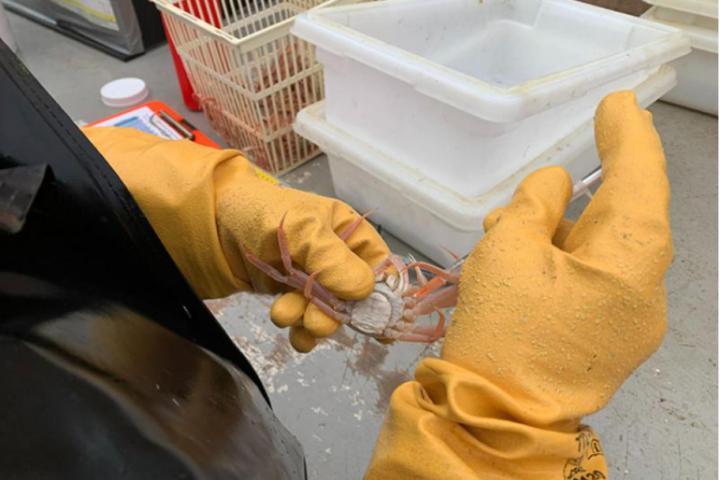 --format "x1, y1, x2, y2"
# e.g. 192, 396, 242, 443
84, 127, 249, 299
416, 358, 607, 475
